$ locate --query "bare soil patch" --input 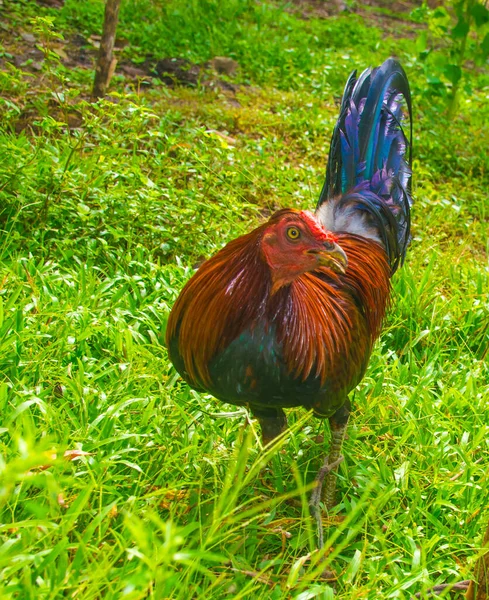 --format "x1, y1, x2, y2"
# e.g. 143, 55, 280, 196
289, 0, 425, 38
